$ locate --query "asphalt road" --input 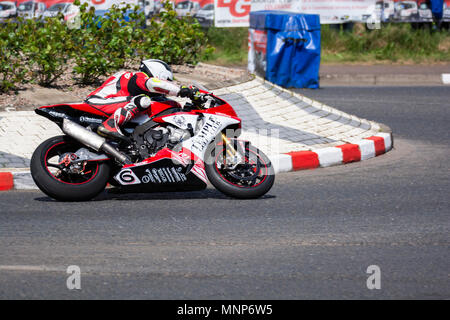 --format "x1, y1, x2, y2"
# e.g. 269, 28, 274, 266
0, 86, 449, 299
